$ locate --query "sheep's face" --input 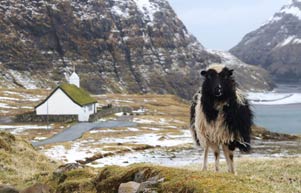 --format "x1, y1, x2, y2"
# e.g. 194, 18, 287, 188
201, 67, 235, 100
